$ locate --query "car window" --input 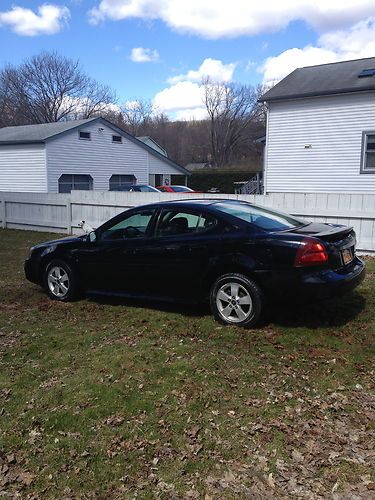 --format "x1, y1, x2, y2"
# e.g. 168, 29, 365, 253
157, 210, 217, 237
214, 201, 305, 231
100, 210, 155, 240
